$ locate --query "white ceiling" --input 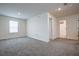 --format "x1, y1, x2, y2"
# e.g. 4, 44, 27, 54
50, 3, 79, 18
0, 3, 79, 19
